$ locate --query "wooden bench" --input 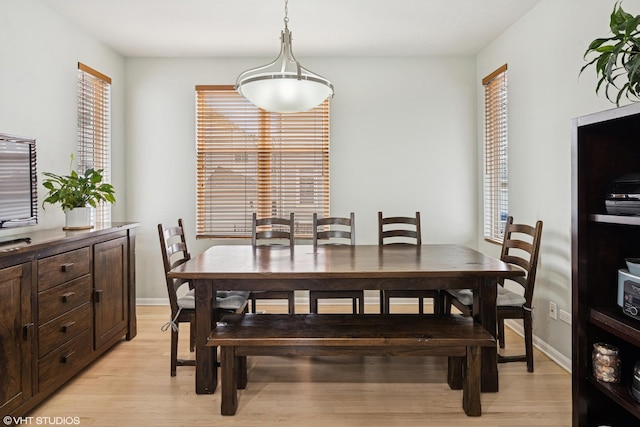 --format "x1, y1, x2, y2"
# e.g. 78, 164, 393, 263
207, 313, 495, 417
